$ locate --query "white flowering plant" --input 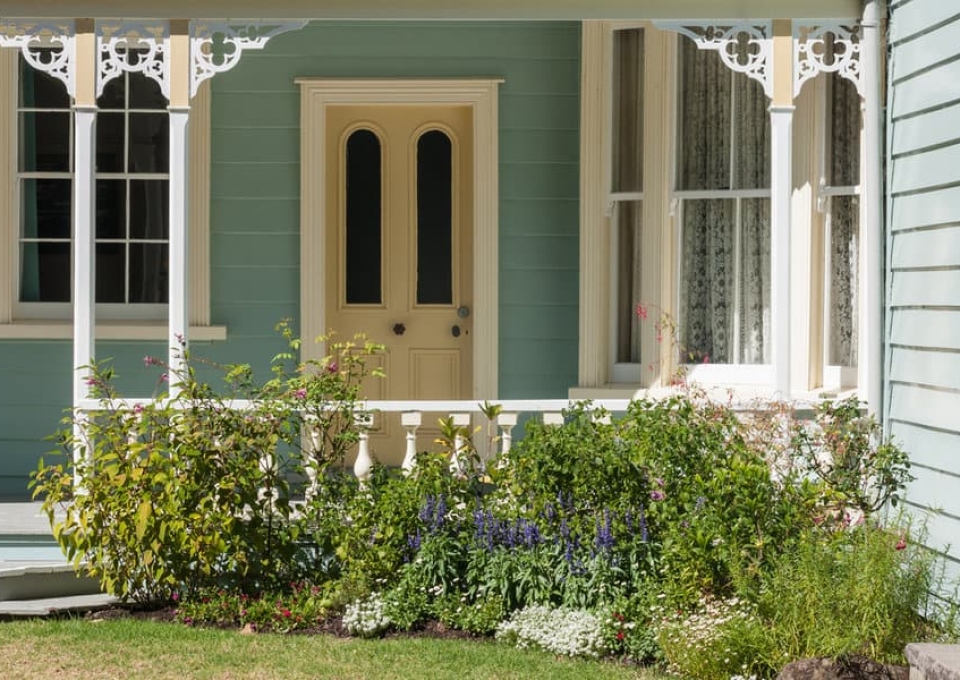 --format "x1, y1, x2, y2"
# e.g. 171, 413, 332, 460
495, 605, 607, 658
343, 592, 392, 638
